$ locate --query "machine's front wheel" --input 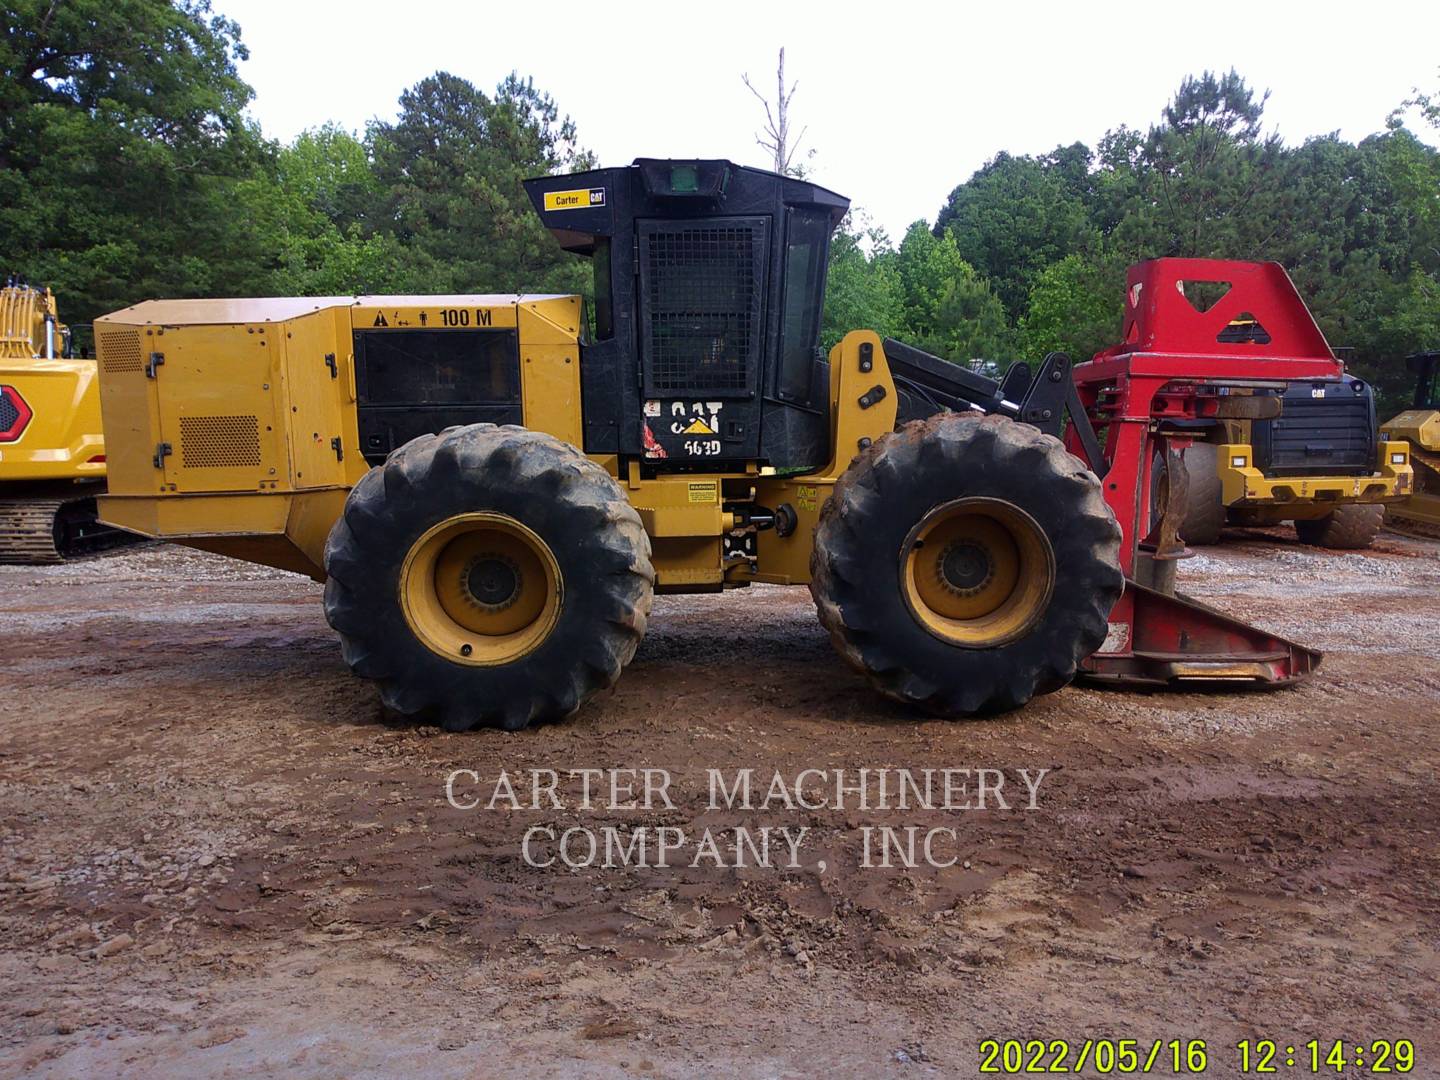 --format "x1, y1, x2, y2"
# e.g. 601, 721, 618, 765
810, 413, 1123, 715
1293, 504, 1383, 550
323, 424, 654, 731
